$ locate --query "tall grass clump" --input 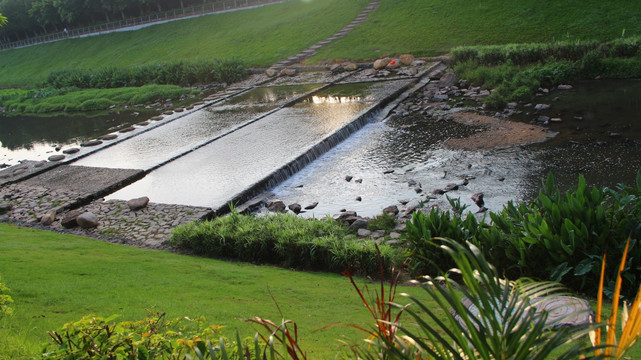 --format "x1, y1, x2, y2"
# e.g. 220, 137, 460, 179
170, 210, 402, 276
44, 59, 246, 89
0, 84, 198, 114
404, 173, 641, 299
453, 37, 641, 108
